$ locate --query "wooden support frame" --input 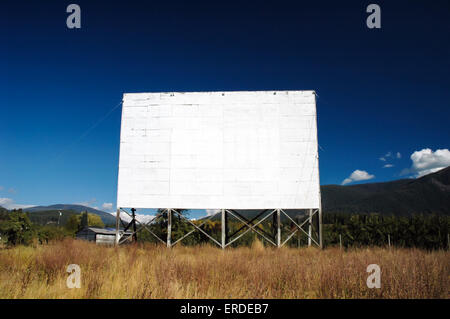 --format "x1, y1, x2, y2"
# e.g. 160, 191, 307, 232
172, 209, 222, 247
279, 209, 320, 247
116, 208, 166, 245
171, 212, 218, 247
225, 209, 277, 247
115, 207, 322, 248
